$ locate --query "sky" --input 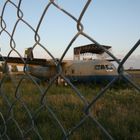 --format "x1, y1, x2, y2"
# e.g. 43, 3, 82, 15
0, 0, 140, 69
